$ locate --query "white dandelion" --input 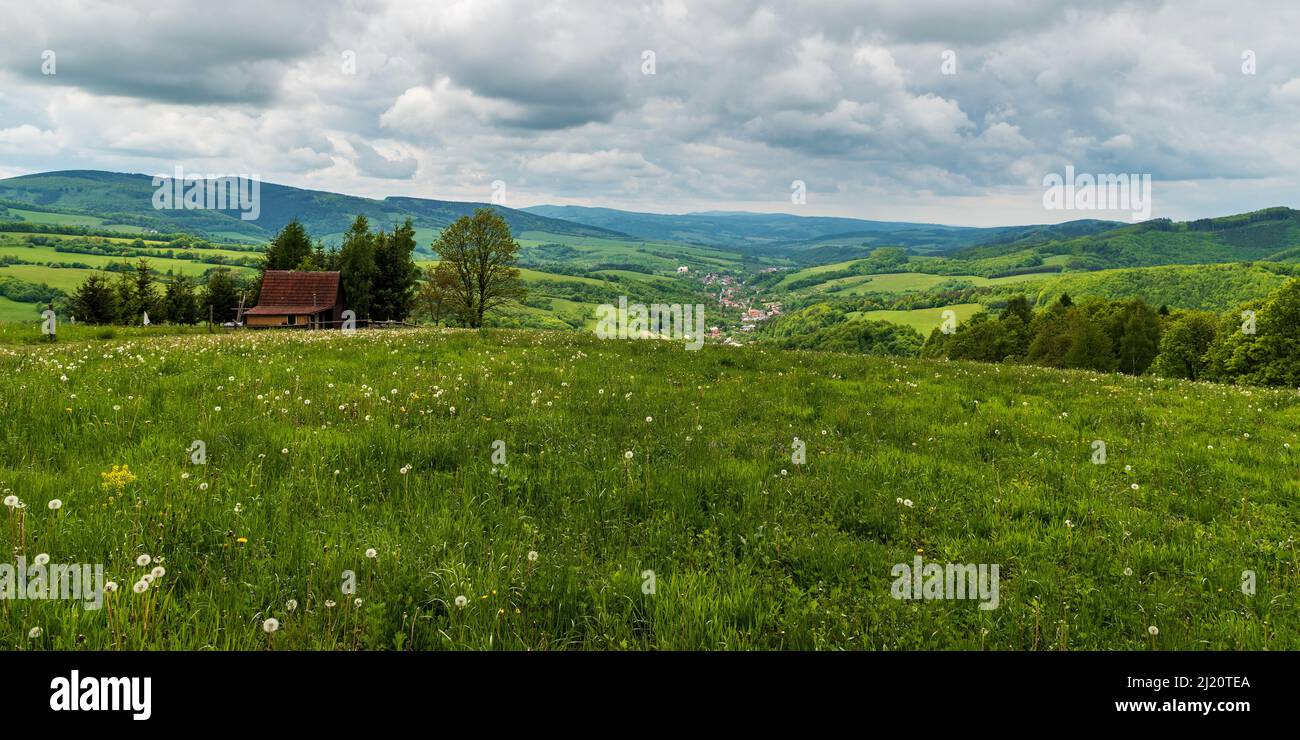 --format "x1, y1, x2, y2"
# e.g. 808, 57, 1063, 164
286, 599, 298, 612
263, 618, 280, 633
455, 595, 468, 608
365, 548, 378, 559
3, 495, 17, 509
132, 580, 149, 594
151, 566, 165, 579
28, 627, 42, 639
527, 550, 539, 562
47, 499, 62, 511
34, 553, 49, 566
136, 554, 151, 567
